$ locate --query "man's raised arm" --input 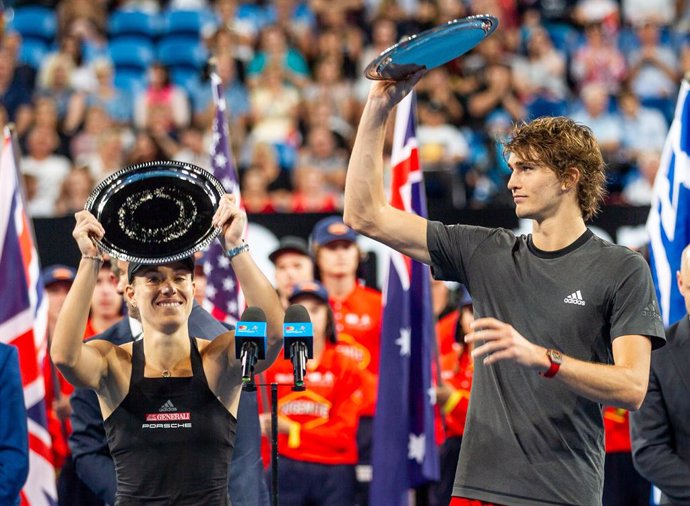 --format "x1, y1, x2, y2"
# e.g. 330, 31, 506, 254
343, 71, 431, 265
